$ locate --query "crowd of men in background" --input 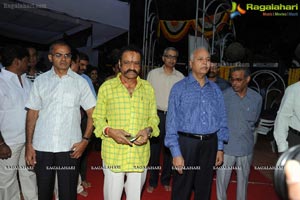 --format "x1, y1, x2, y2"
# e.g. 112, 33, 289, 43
0, 41, 299, 200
